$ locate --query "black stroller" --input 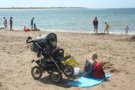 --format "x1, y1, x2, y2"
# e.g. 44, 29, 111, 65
26, 33, 74, 83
